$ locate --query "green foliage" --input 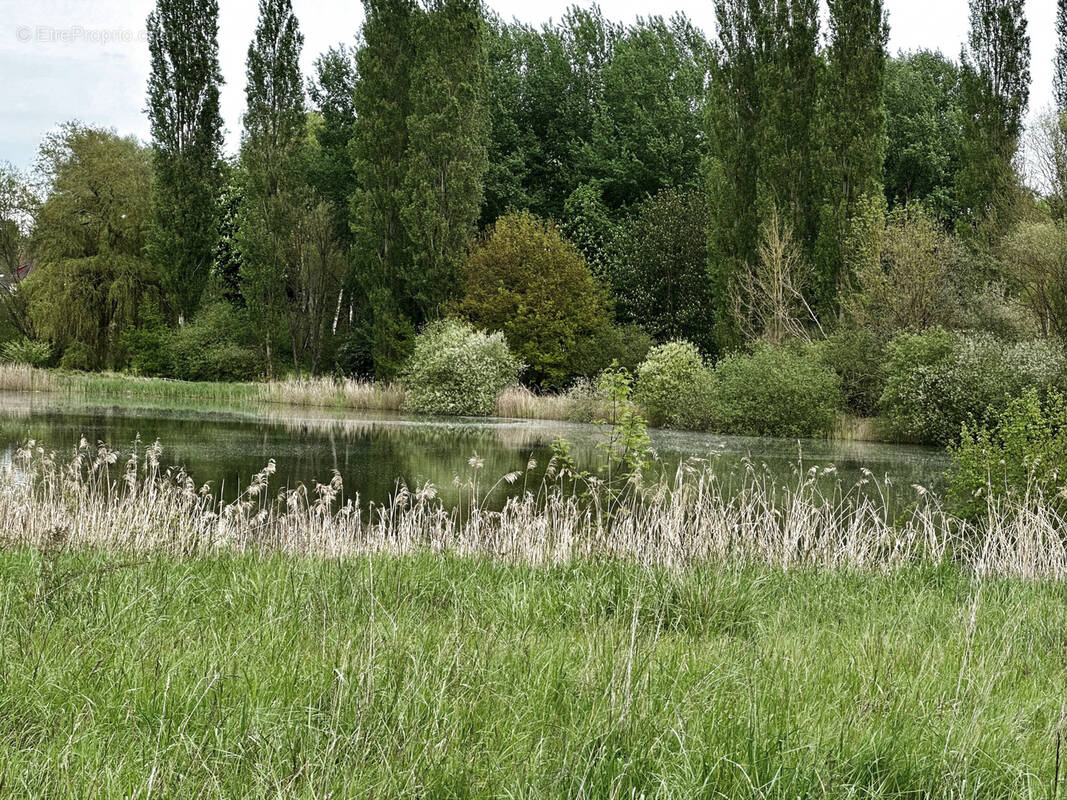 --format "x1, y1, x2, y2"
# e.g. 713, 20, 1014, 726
482, 10, 709, 223
612, 188, 716, 356
712, 345, 843, 438
170, 303, 262, 382
308, 45, 359, 246
457, 212, 615, 389
401, 319, 521, 416
401, 0, 488, 315
351, 0, 488, 368
847, 204, 960, 337
999, 222, 1067, 340
881, 329, 1066, 445
883, 51, 962, 221
0, 338, 52, 367
950, 389, 1067, 519
28, 126, 163, 370
956, 0, 1030, 237
815, 0, 888, 313
59, 342, 95, 372
635, 341, 713, 429
146, 0, 225, 319
1058, 0, 1067, 111
594, 365, 653, 487
121, 305, 173, 377
815, 327, 887, 418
